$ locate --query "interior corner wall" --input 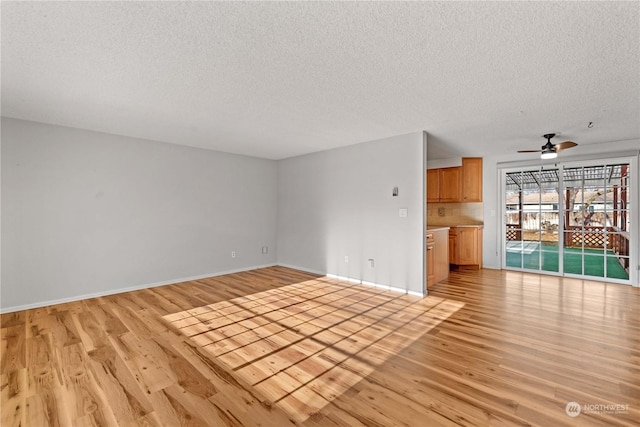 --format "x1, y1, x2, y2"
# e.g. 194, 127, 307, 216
1, 118, 278, 311
276, 132, 426, 294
